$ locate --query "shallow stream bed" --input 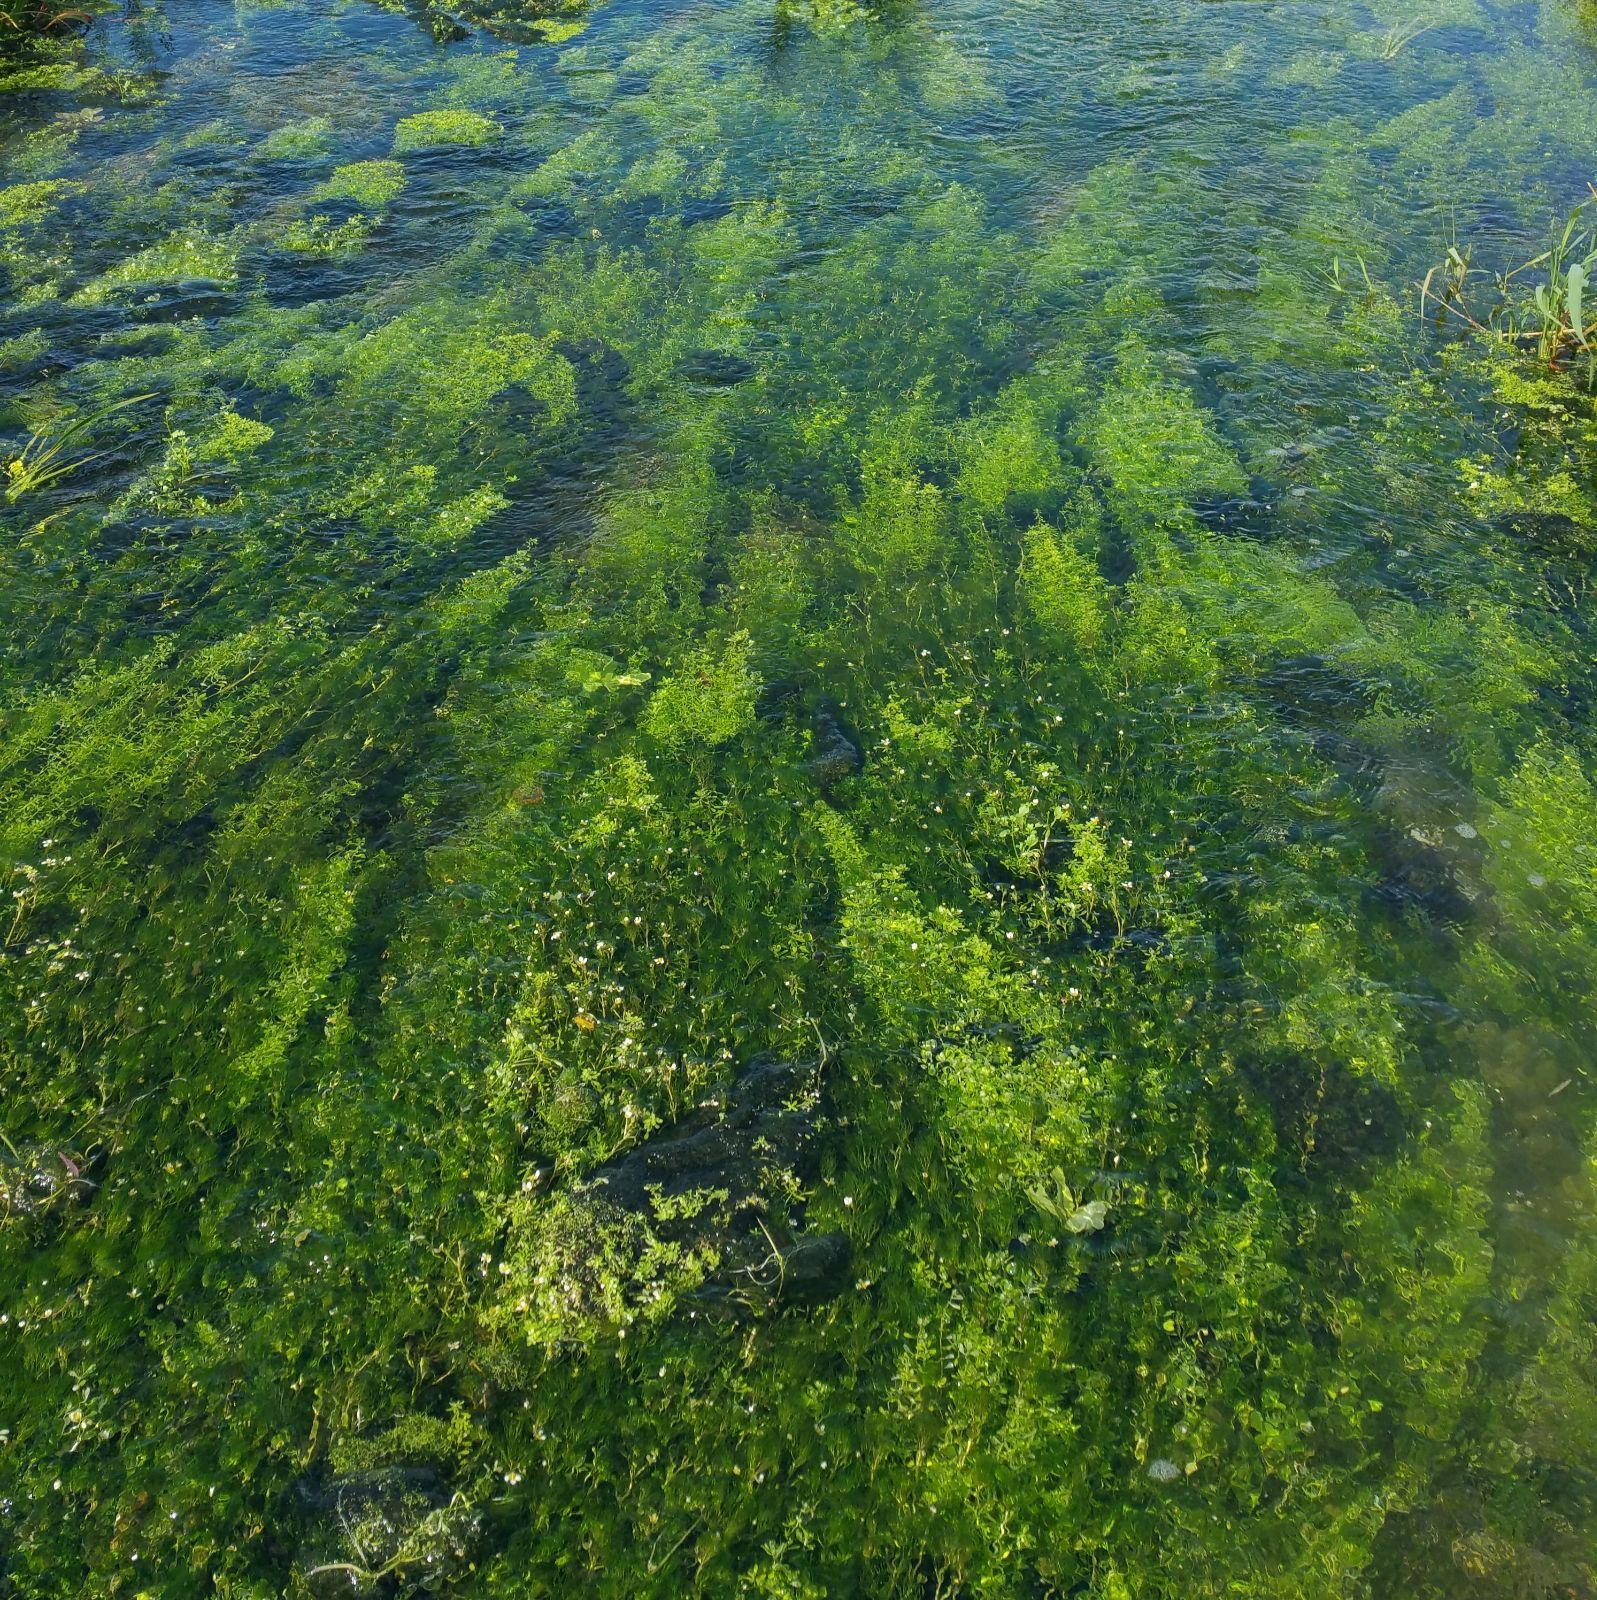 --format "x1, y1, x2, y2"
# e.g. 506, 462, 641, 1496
2, 0, 1597, 1594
